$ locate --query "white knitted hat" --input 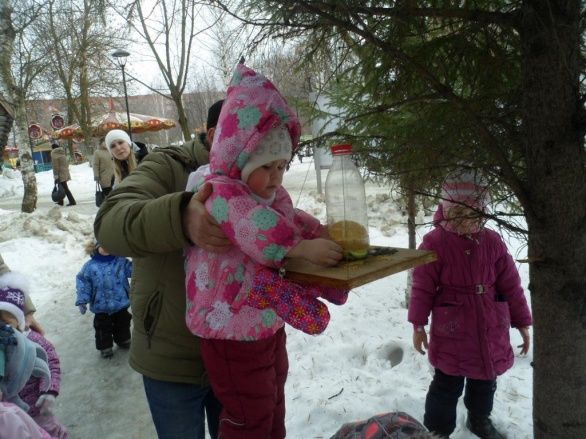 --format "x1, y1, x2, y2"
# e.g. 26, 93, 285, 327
105, 129, 131, 151
0, 271, 31, 331
241, 125, 292, 183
